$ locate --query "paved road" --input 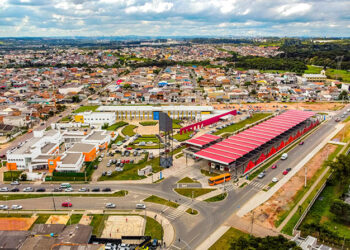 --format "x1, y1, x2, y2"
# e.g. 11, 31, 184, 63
0, 105, 349, 249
